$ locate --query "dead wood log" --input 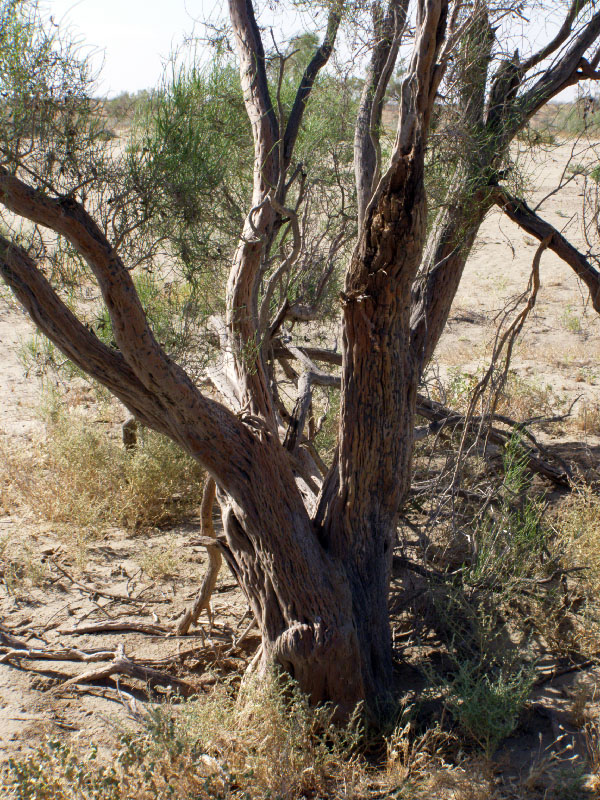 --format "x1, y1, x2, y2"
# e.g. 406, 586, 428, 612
51, 649, 200, 697
0, 647, 116, 664
416, 394, 572, 487
58, 621, 169, 636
